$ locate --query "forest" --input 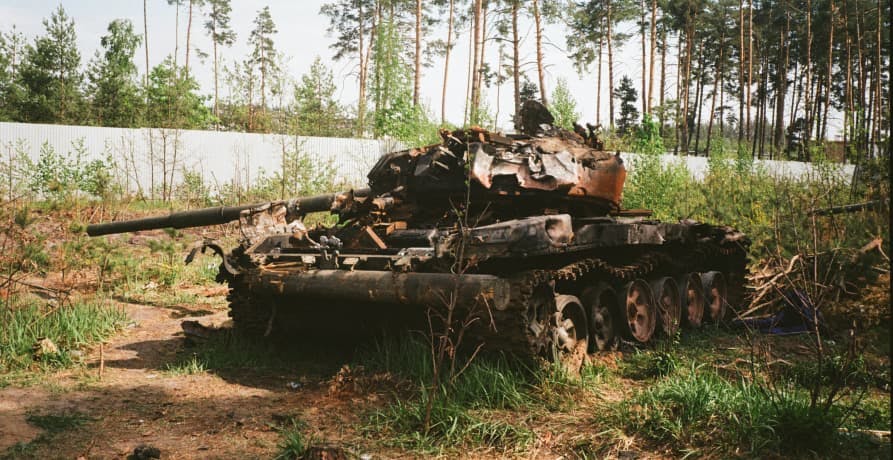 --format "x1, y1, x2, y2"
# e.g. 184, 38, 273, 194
0, 0, 888, 161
